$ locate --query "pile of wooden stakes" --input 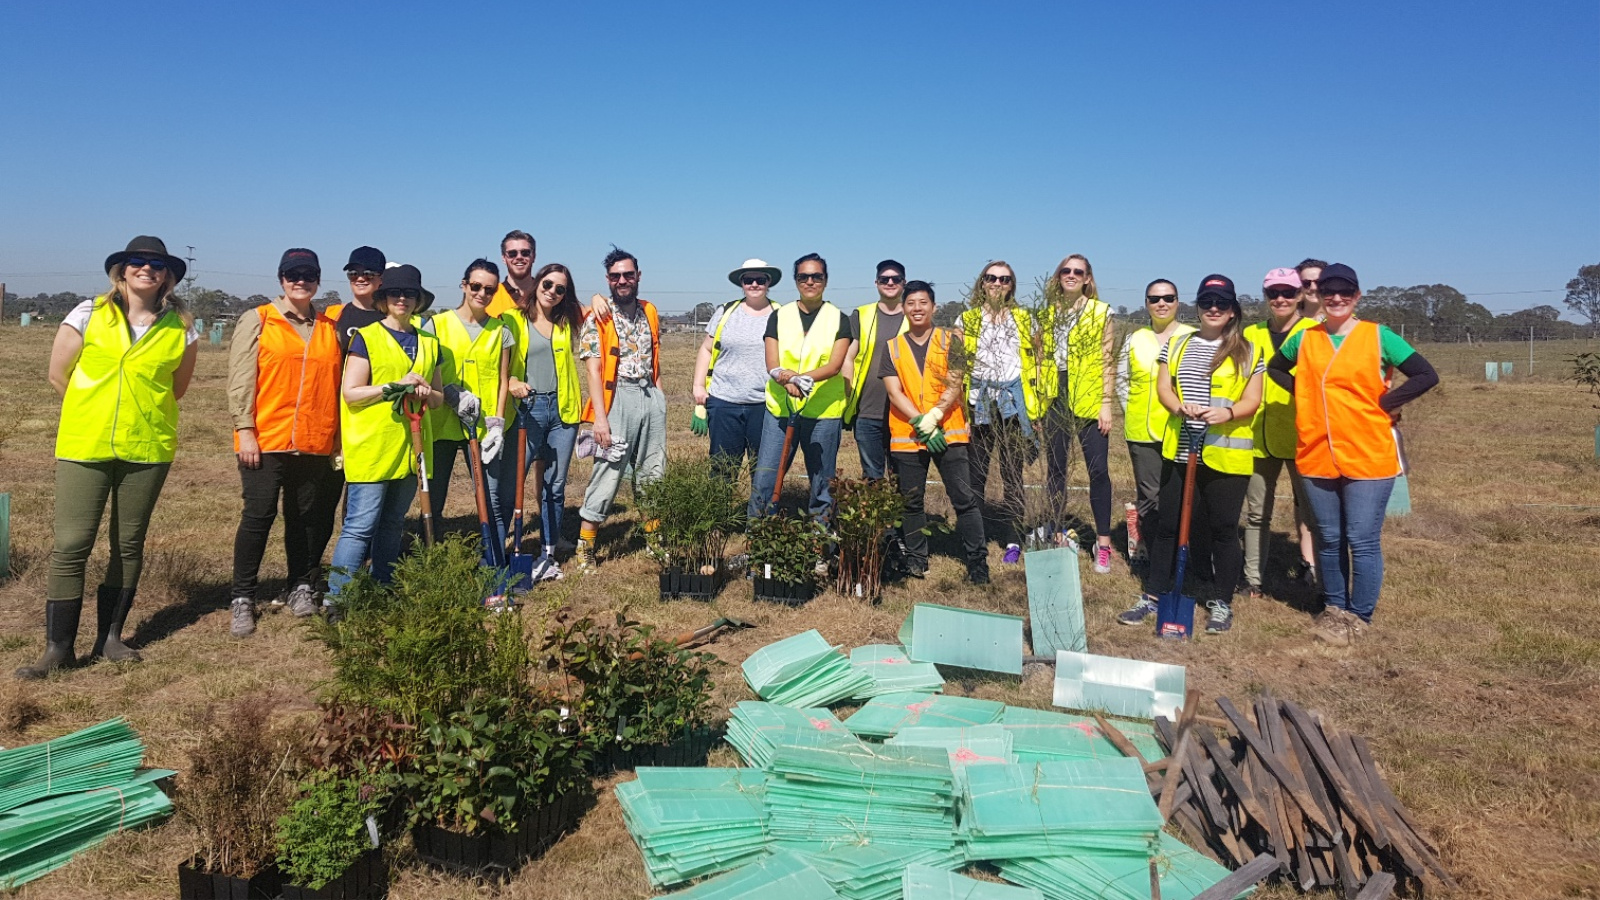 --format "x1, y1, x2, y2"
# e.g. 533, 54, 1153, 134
1094, 689, 1454, 899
